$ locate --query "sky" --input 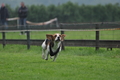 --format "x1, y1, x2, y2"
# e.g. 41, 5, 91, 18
0, 0, 120, 8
